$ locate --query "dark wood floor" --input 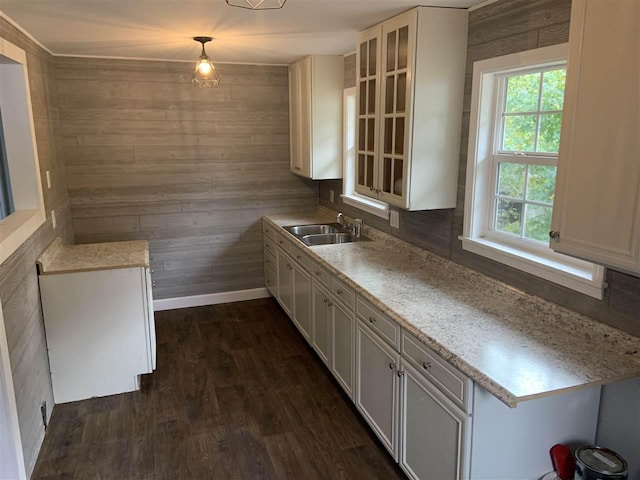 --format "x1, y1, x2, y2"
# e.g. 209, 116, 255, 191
32, 298, 406, 479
